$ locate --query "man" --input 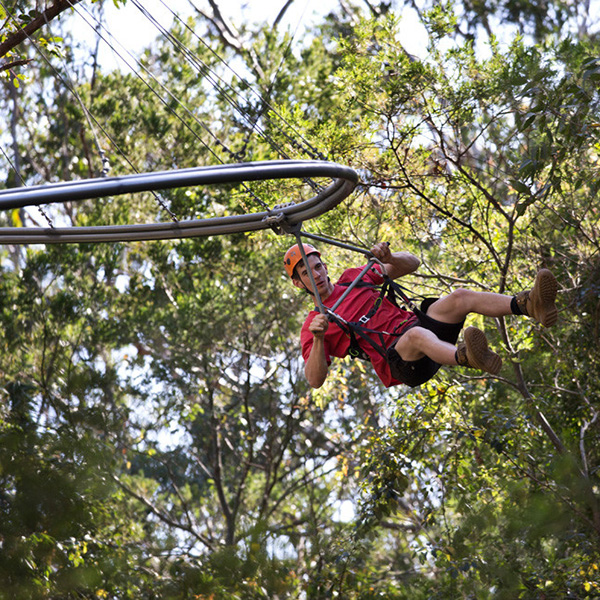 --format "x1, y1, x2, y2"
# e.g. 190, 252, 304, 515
284, 242, 558, 389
